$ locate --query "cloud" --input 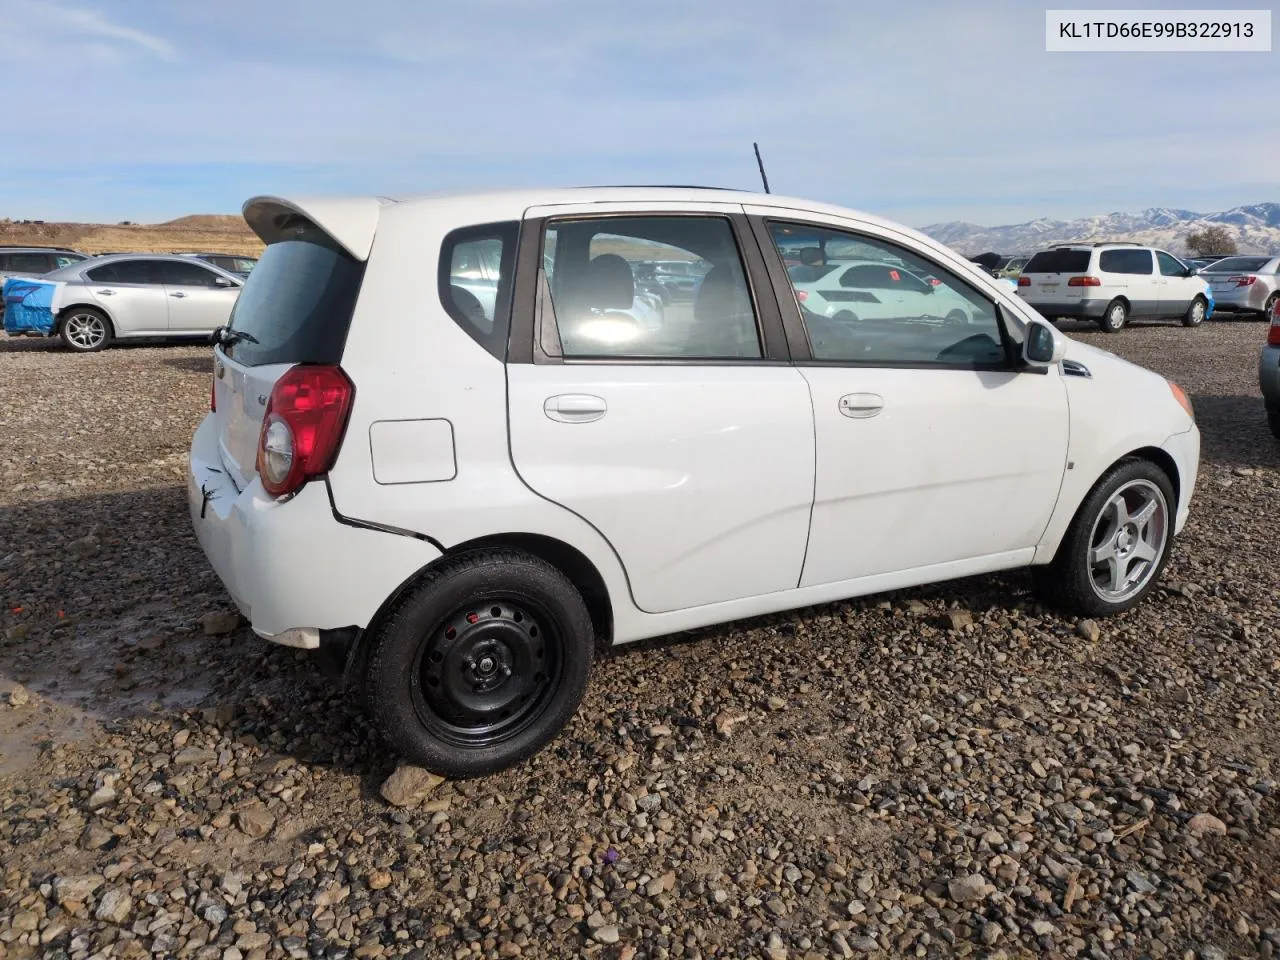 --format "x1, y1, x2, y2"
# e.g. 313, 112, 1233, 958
0, 0, 176, 62
0, 0, 1274, 224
